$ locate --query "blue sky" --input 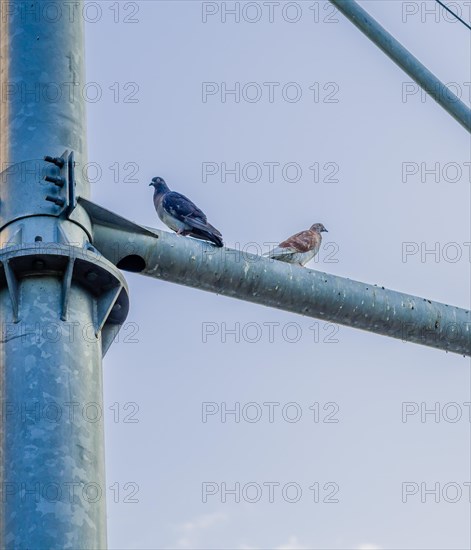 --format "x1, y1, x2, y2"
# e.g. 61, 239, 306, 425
84, 1, 470, 548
